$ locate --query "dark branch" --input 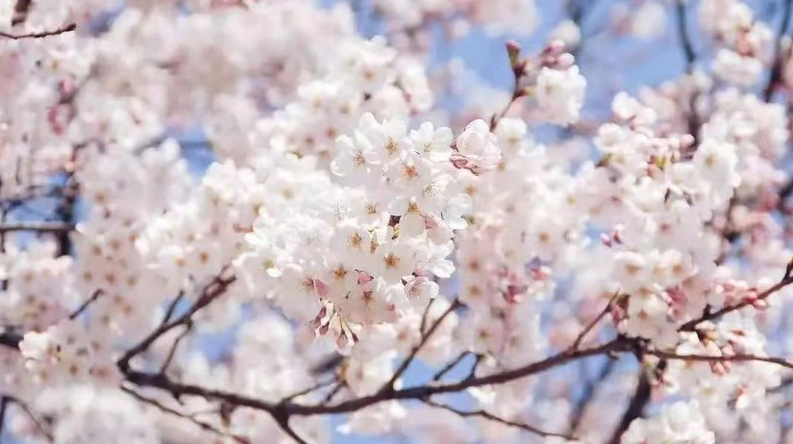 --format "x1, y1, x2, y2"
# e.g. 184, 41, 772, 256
607, 369, 651, 444
0, 332, 22, 350
67, 289, 104, 320
0, 222, 75, 233
117, 273, 236, 372
569, 291, 621, 351
764, 0, 793, 101
645, 348, 793, 371
0, 396, 7, 444
568, 357, 617, 434
0, 23, 76, 40
379, 298, 461, 393
680, 276, 793, 331
121, 387, 249, 444
422, 398, 575, 440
